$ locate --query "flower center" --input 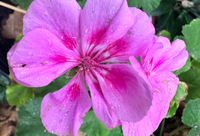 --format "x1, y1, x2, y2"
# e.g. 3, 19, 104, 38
78, 56, 96, 72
